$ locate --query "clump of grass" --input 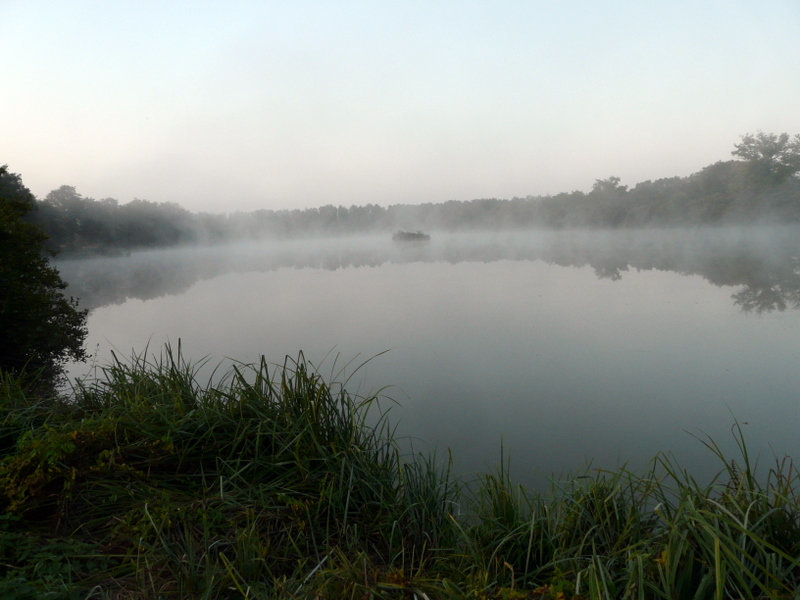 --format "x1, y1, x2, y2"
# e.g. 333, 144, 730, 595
458, 427, 800, 600
0, 345, 458, 598
647, 426, 800, 599
1, 346, 800, 598
457, 453, 658, 598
